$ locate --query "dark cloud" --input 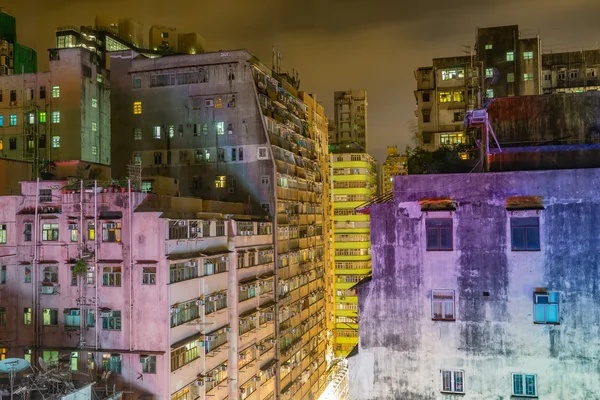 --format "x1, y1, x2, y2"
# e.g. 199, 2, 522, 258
4, 0, 600, 162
